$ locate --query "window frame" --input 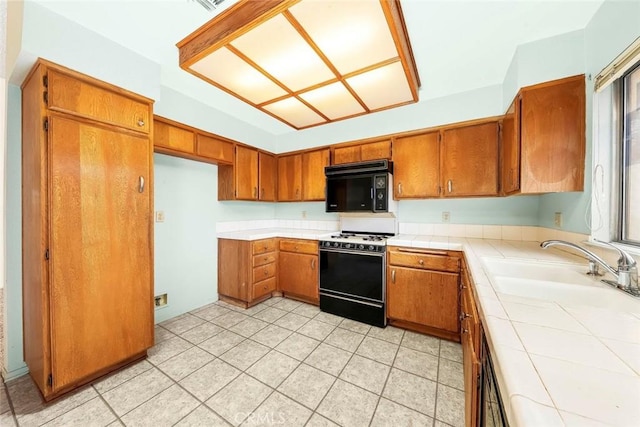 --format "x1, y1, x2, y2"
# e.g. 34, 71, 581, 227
618, 62, 640, 247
